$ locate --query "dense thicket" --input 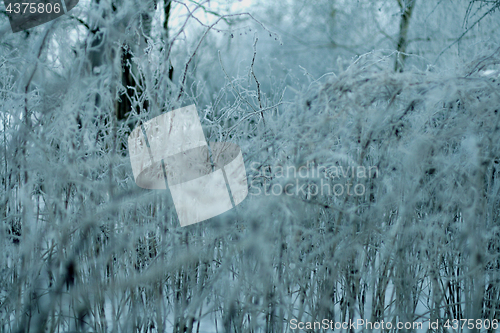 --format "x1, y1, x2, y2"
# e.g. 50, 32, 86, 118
1, 0, 500, 332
